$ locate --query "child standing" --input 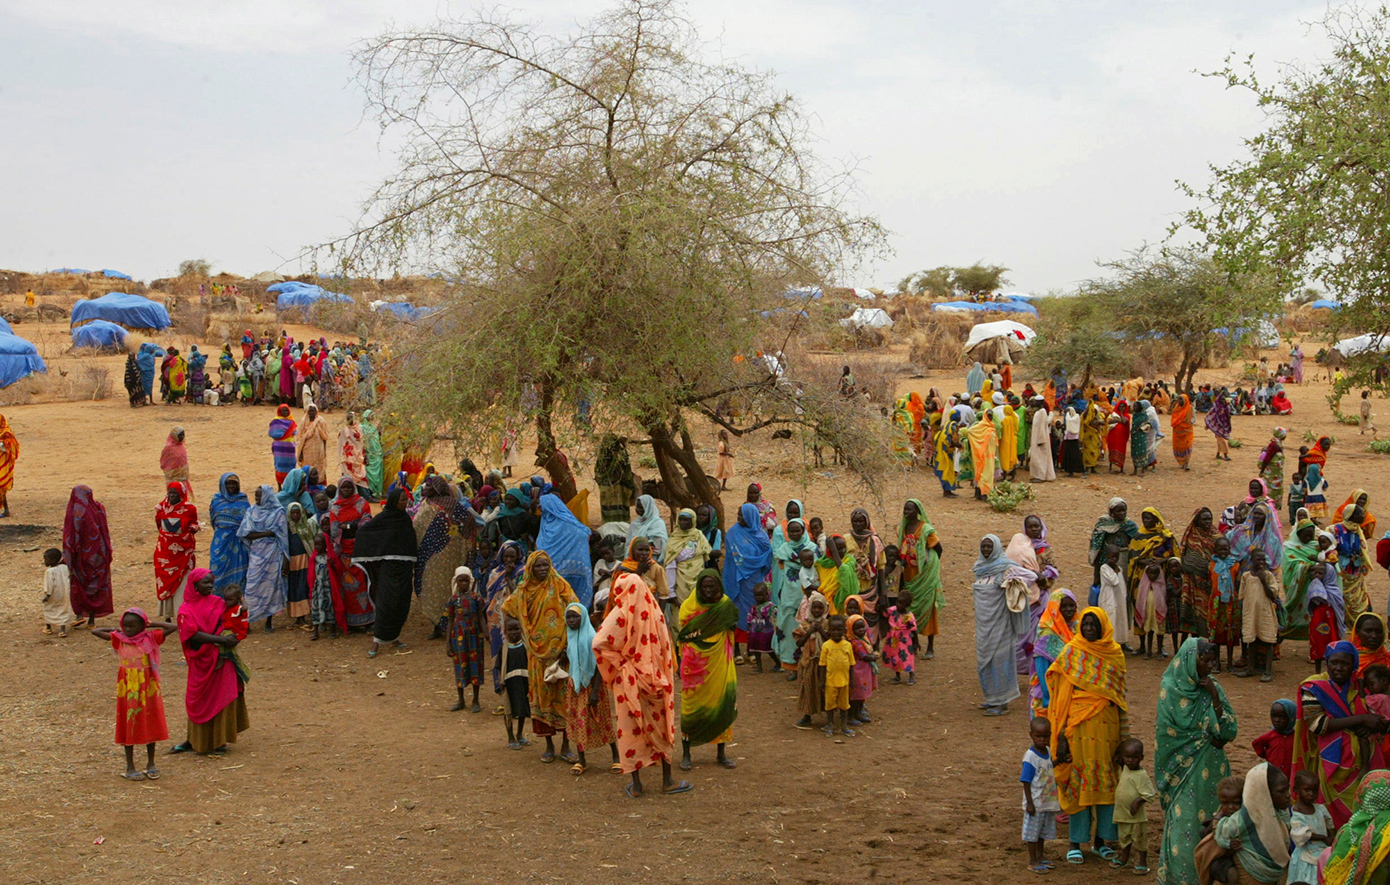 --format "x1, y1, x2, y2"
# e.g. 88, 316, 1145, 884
496, 616, 530, 749
446, 567, 485, 713
1251, 699, 1297, 781
793, 592, 828, 729
1288, 770, 1336, 885
1361, 664, 1390, 762
1307, 560, 1342, 672
1207, 536, 1242, 672
1361, 390, 1378, 437
1112, 738, 1157, 872
877, 544, 902, 646
565, 602, 619, 774
818, 615, 855, 736
40, 548, 72, 637
1097, 545, 1132, 652
846, 615, 878, 725
1021, 717, 1061, 874
1237, 547, 1282, 682
308, 533, 339, 641
1134, 558, 1168, 659
591, 540, 618, 611
1287, 469, 1307, 530
92, 608, 177, 780
745, 582, 776, 673
882, 588, 918, 685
